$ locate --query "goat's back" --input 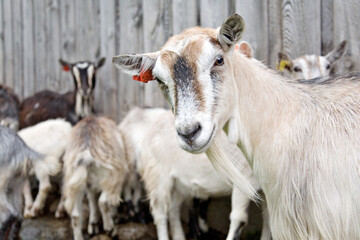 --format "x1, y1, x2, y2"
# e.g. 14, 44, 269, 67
19, 90, 75, 129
